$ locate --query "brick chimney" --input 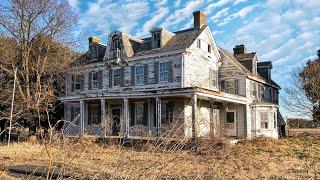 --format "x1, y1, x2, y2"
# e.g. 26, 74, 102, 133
88, 37, 101, 44
233, 44, 247, 55
193, 11, 206, 28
